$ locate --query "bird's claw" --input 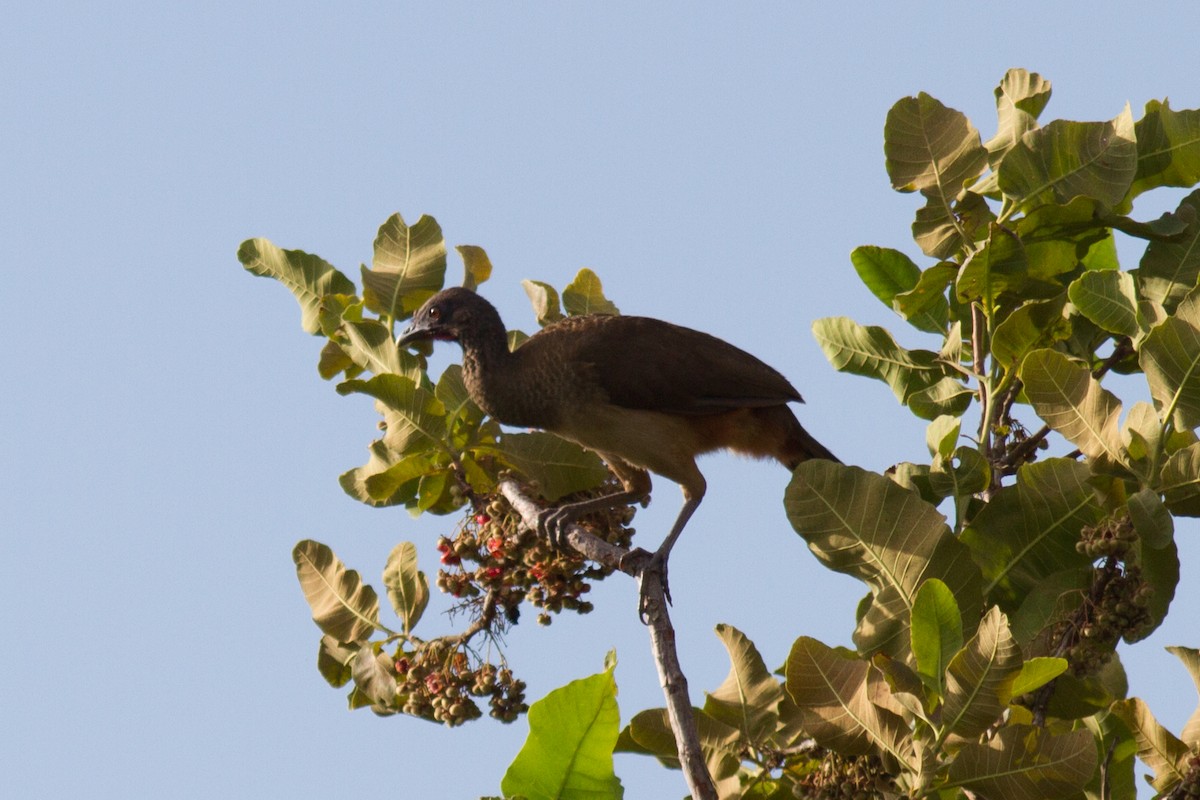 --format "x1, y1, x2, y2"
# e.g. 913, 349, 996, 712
620, 548, 671, 624
536, 507, 573, 550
